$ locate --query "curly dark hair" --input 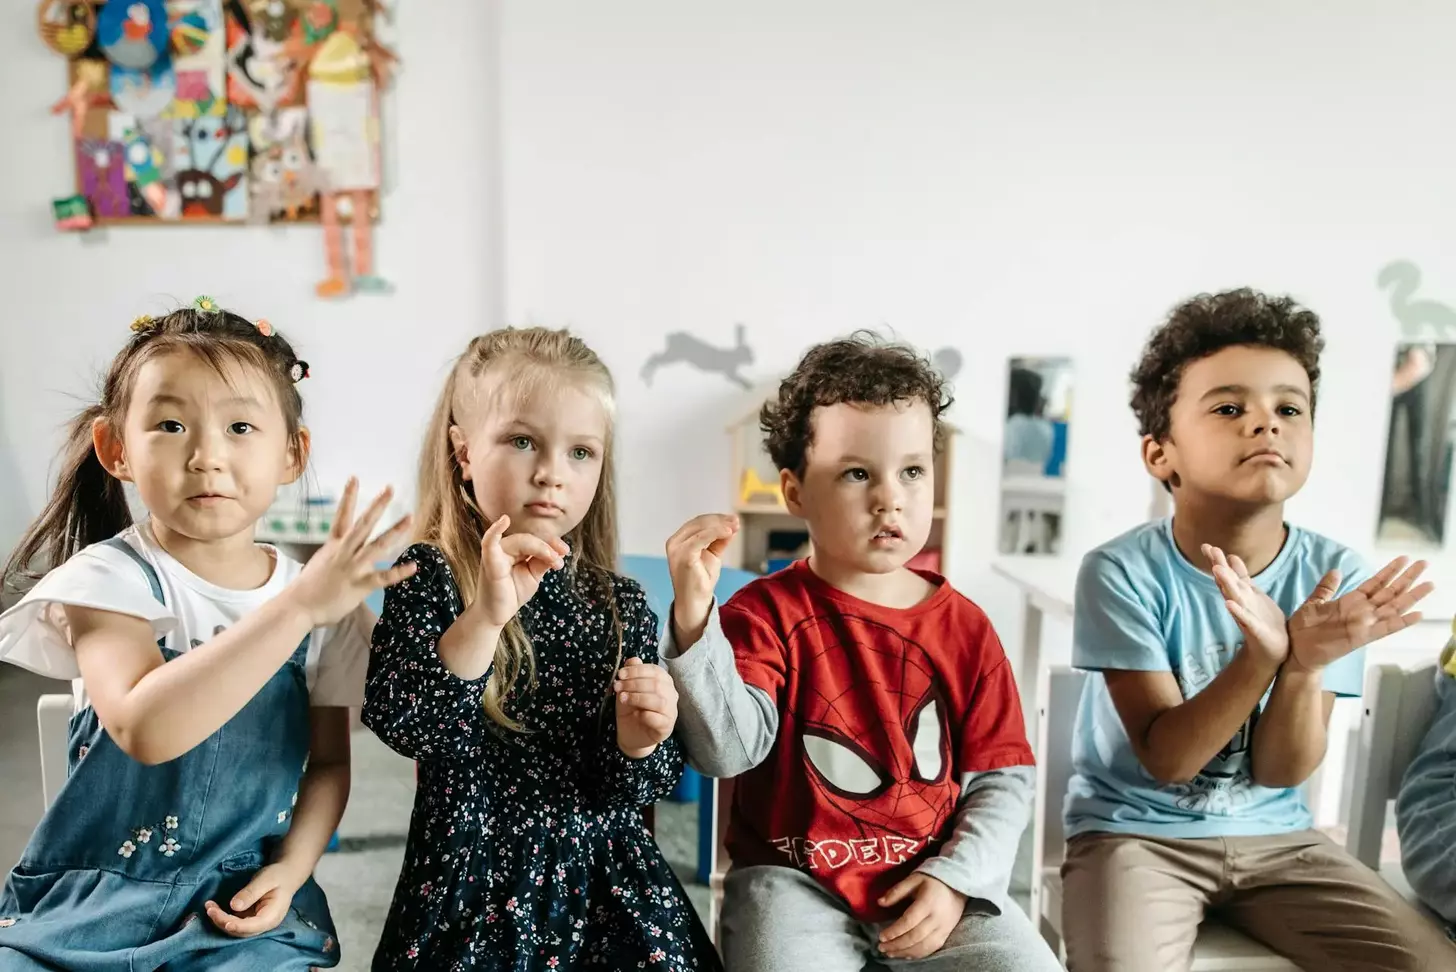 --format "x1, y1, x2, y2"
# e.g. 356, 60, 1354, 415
1130, 288, 1323, 442
761, 331, 953, 476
